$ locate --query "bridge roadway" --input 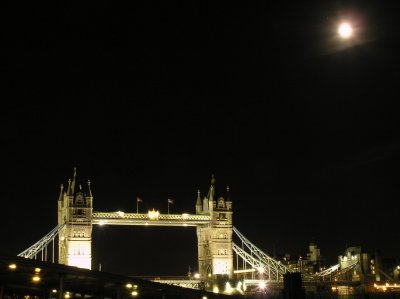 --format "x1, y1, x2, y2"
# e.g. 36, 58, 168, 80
92, 212, 212, 226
